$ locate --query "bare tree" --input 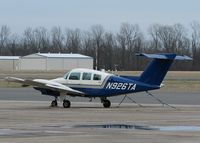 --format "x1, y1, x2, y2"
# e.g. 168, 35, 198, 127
82, 31, 93, 56
148, 24, 192, 70
117, 23, 143, 70
7, 34, 19, 56
191, 21, 200, 70
148, 24, 162, 52
102, 32, 116, 70
51, 26, 64, 52
65, 28, 82, 53
149, 24, 190, 53
91, 25, 105, 70
34, 27, 50, 52
22, 27, 37, 54
0, 23, 195, 70
0, 25, 10, 55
